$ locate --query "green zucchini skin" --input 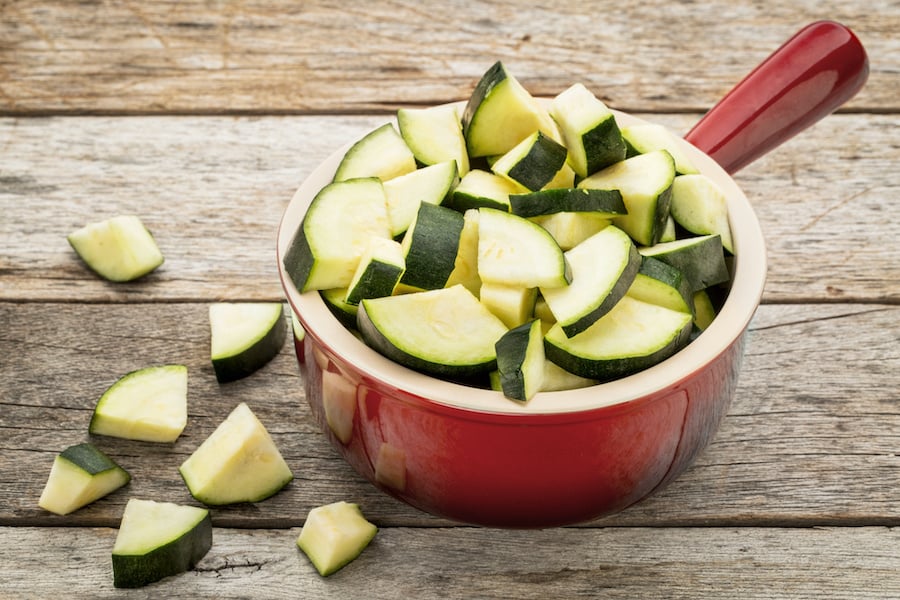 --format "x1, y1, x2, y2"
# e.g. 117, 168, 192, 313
501, 132, 569, 191
60, 443, 125, 476
639, 234, 729, 292
627, 255, 695, 316
400, 202, 464, 290
495, 319, 545, 402
580, 116, 628, 175
211, 308, 287, 383
320, 288, 359, 330
509, 187, 626, 218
